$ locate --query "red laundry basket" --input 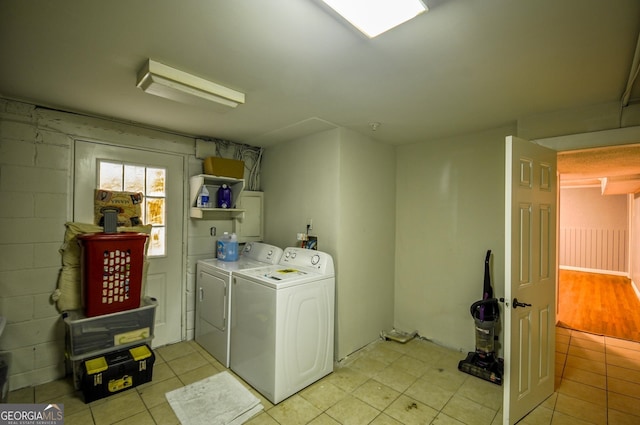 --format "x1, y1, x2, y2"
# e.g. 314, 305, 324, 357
77, 233, 148, 317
